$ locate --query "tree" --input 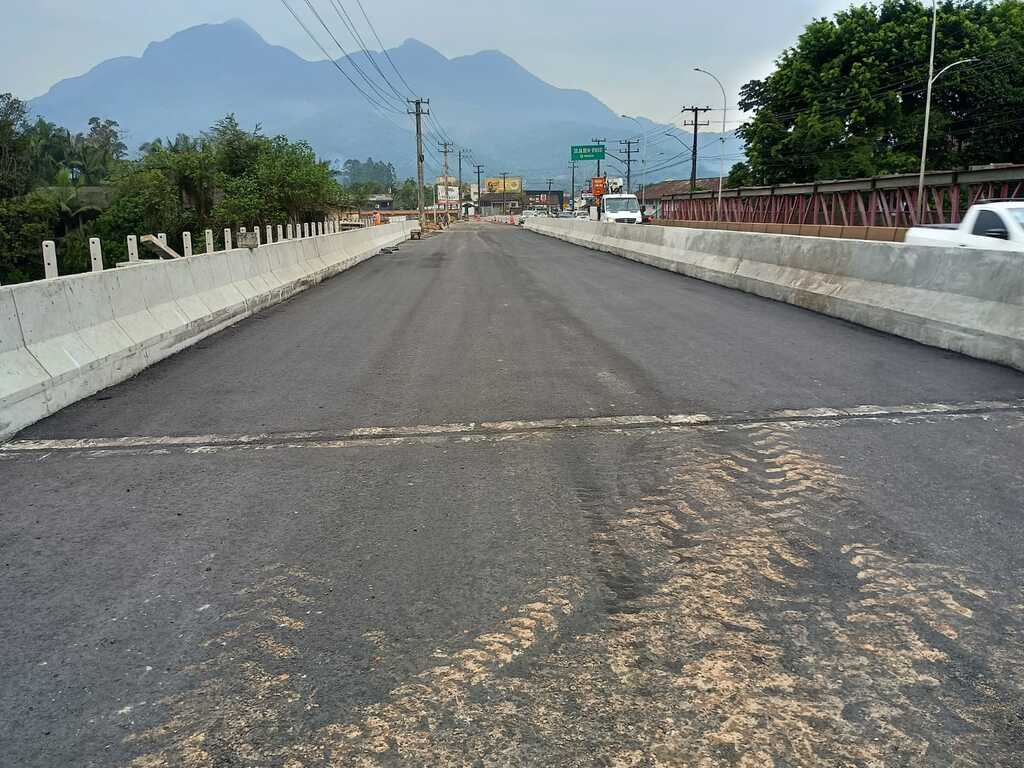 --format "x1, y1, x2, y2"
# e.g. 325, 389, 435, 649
0, 93, 30, 198
340, 157, 396, 188
736, 0, 1024, 185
